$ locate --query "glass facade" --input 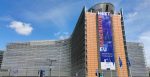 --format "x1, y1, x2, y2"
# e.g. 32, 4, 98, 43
1, 40, 71, 77
71, 8, 86, 77
0, 50, 3, 68
127, 42, 149, 77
